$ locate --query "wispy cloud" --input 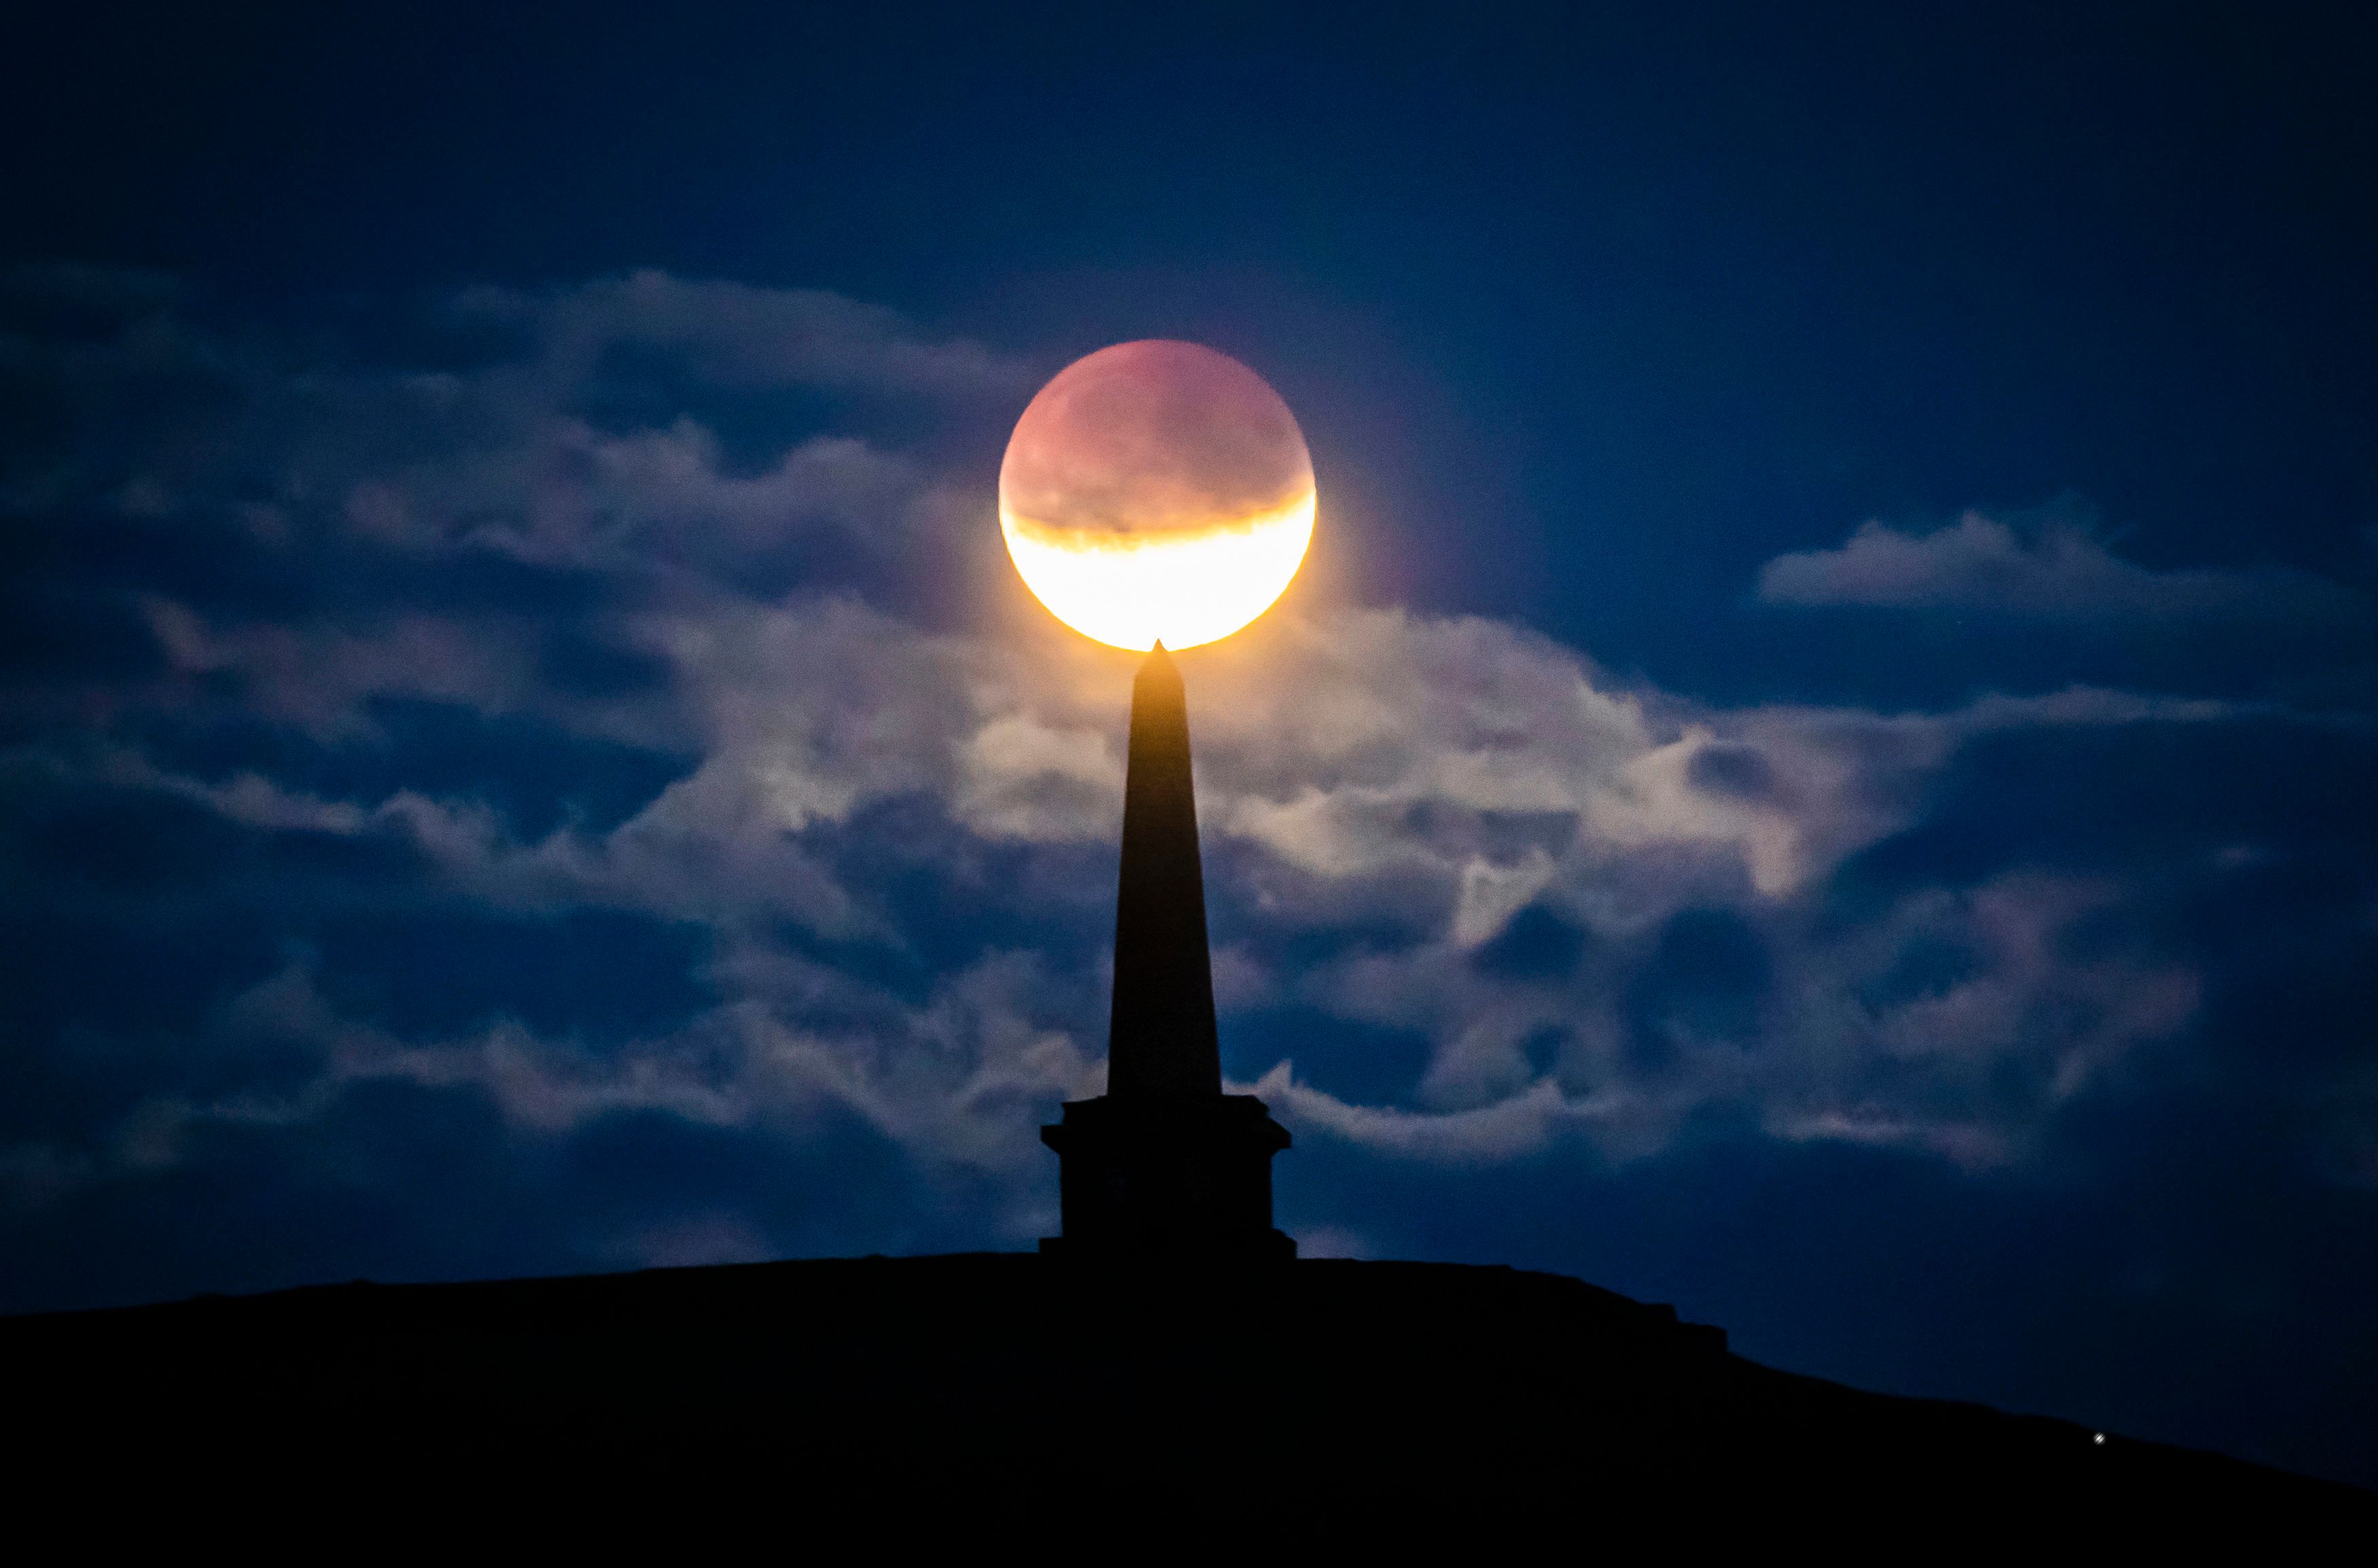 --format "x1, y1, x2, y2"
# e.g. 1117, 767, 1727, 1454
1758, 510, 2368, 625
1, 267, 2370, 1302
